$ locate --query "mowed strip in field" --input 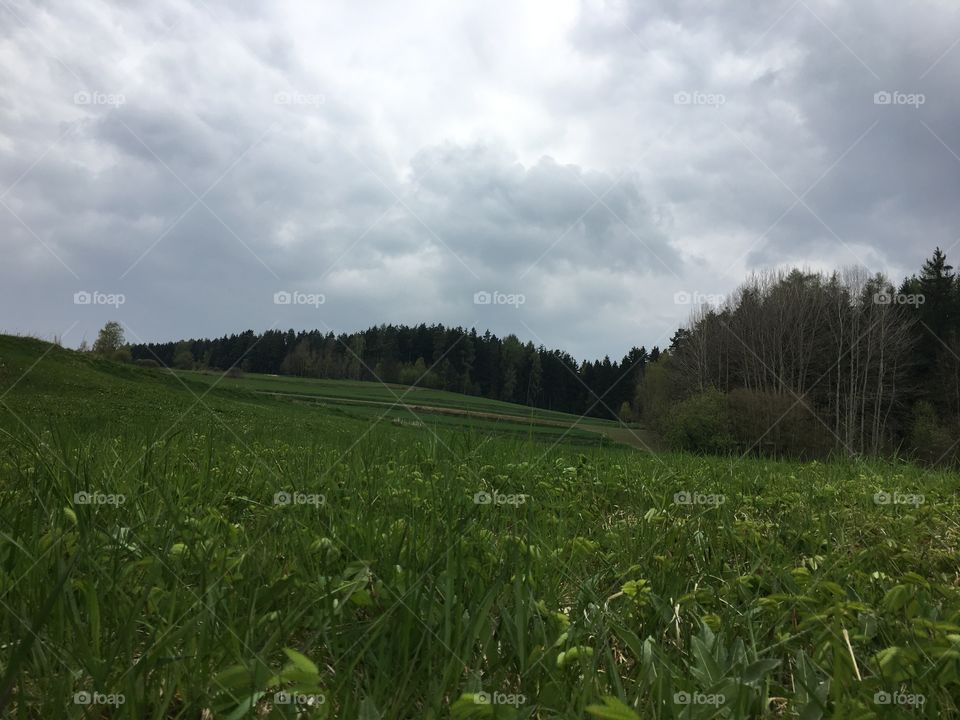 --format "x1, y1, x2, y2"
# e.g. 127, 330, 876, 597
173, 368, 659, 449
